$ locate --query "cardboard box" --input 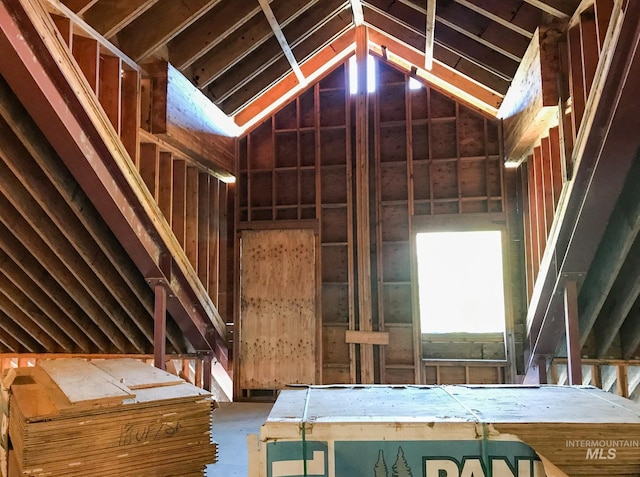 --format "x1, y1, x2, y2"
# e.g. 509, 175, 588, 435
249, 385, 640, 477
